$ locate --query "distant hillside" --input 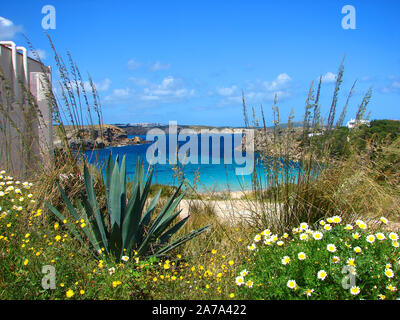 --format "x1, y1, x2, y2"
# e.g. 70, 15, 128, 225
114, 122, 310, 135
116, 124, 247, 135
